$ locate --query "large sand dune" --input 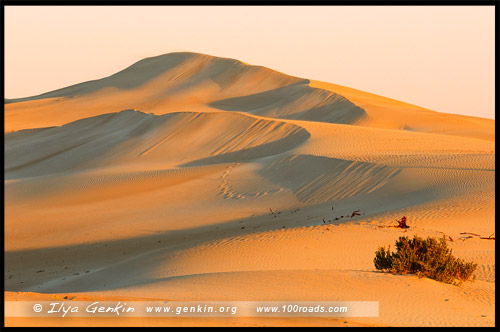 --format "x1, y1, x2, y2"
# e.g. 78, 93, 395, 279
4, 52, 495, 327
